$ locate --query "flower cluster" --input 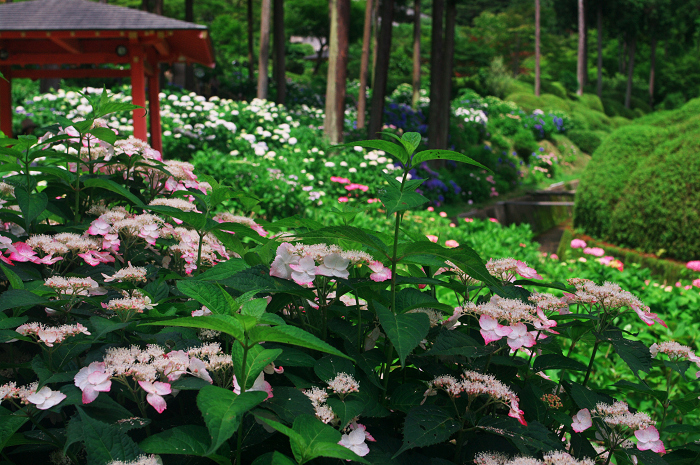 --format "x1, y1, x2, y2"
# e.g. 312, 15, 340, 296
474, 451, 594, 465
564, 278, 667, 327
0, 381, 66, 410
571, 402, 664, 453
269, 242, 391, 286
486, 258, 543, 282
15, 322, 90, 347
650, 341, 700, 377
425, 370, 526, 425
73, 344, 218, 412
